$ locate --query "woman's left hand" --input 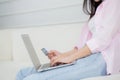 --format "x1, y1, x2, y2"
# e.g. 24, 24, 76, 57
50, 53, 75, 66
